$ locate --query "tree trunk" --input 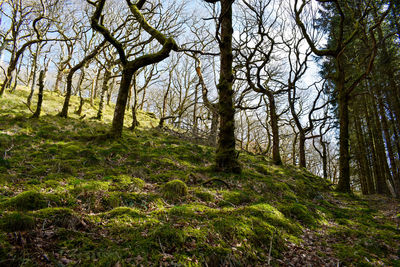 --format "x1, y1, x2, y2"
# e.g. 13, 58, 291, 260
96, 68, 111, 120
292, 132, 298, 166
321, 139, 328, 180
354, 112, 373, 194
27, 45, 41, 107
75, 70, 86, 116
130, 74, 139, 130
59, 69, 75, 118
10, 52, 24, 93
31, 70, 45, 118
192, 84, 198, 135
215, 0, 240, 173
110, 67, 134, 137
299, 131, 306, 168
209, 110, 219, 146
377, 95, 400, 197
92, 67, 102, 106
336, 90, 351, 193
54, 69, 63, 94
370, 97, 391, 195
268, 93, 282, 165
